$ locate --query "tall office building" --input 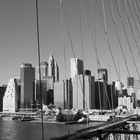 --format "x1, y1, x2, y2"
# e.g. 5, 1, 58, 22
54, 79, 72, 109
3, 78, 20, 112
107, 82, 117, 109
0, 85, 6, 112
47, 54, 59, 82
20, 63, 35, 108
36, 61, 48, 80
127, 77, 134, 96
98, 68, 108, 83
70, 58, 83, 78
35, 54, 59, 105
72, 74, 95, 110
95, 81, 108, 109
